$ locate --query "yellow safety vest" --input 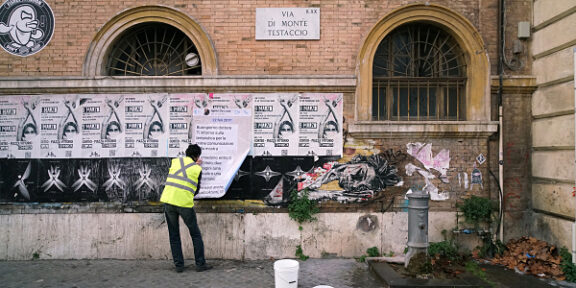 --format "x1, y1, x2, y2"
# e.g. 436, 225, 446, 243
160, 157, 202, 208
